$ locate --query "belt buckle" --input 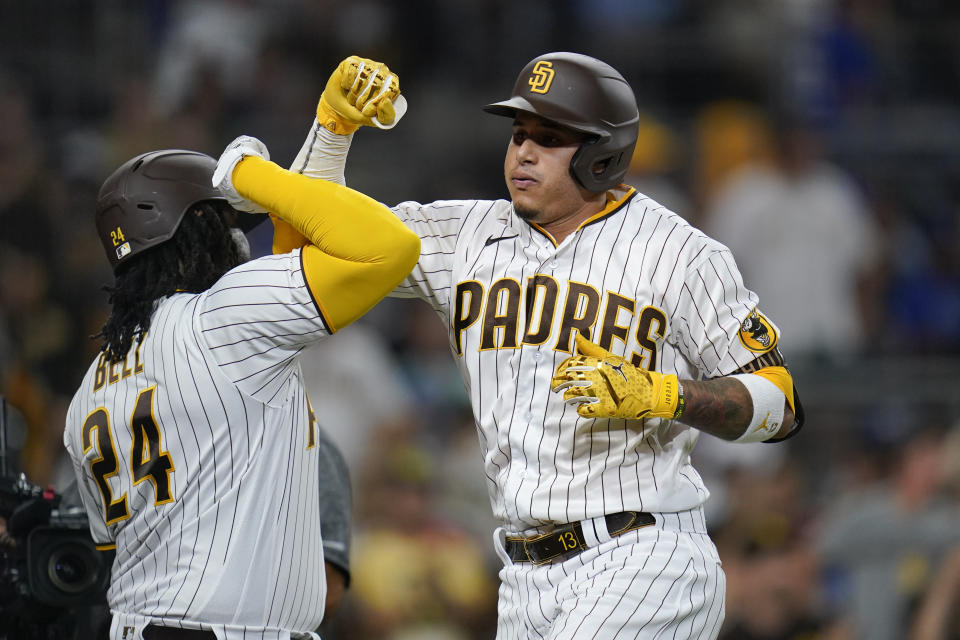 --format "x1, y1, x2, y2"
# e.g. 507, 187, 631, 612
522, 530, 554, 566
